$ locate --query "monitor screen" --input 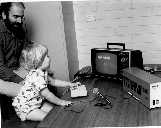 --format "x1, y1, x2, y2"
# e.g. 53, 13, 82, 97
95, 52, 118, 75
